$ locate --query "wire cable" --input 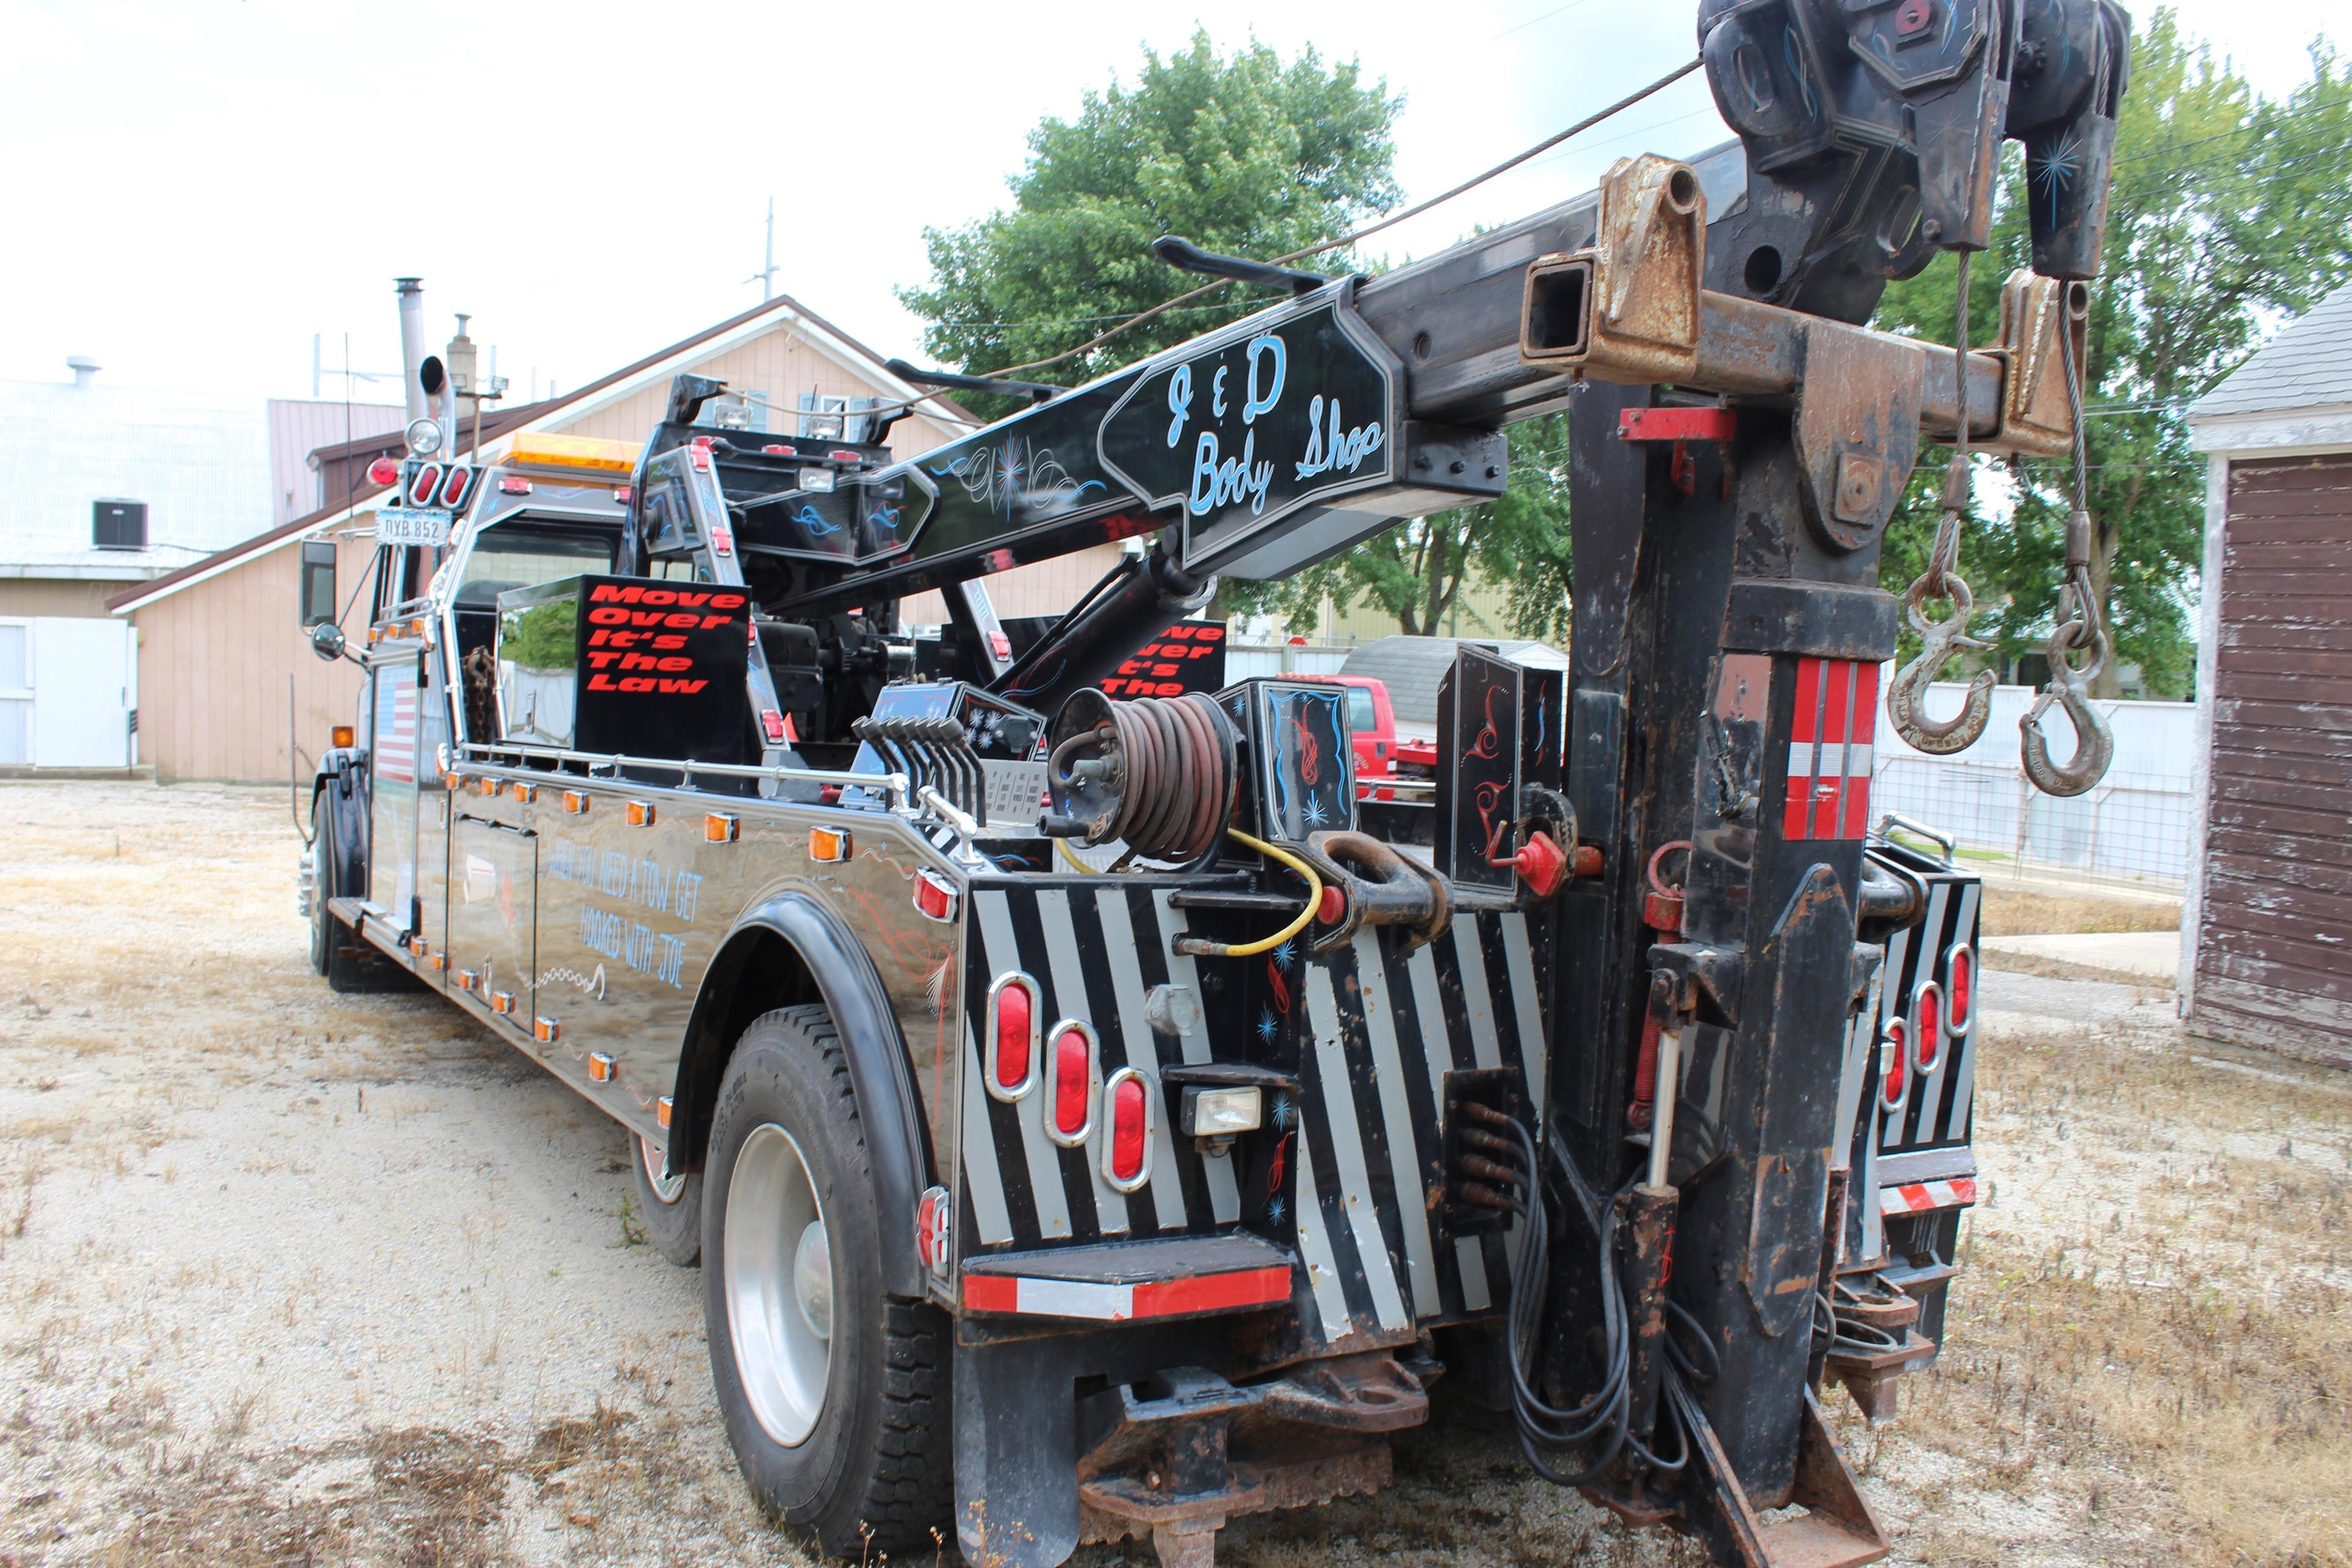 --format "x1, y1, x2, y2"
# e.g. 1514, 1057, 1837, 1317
1202, 829, 1322, 958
